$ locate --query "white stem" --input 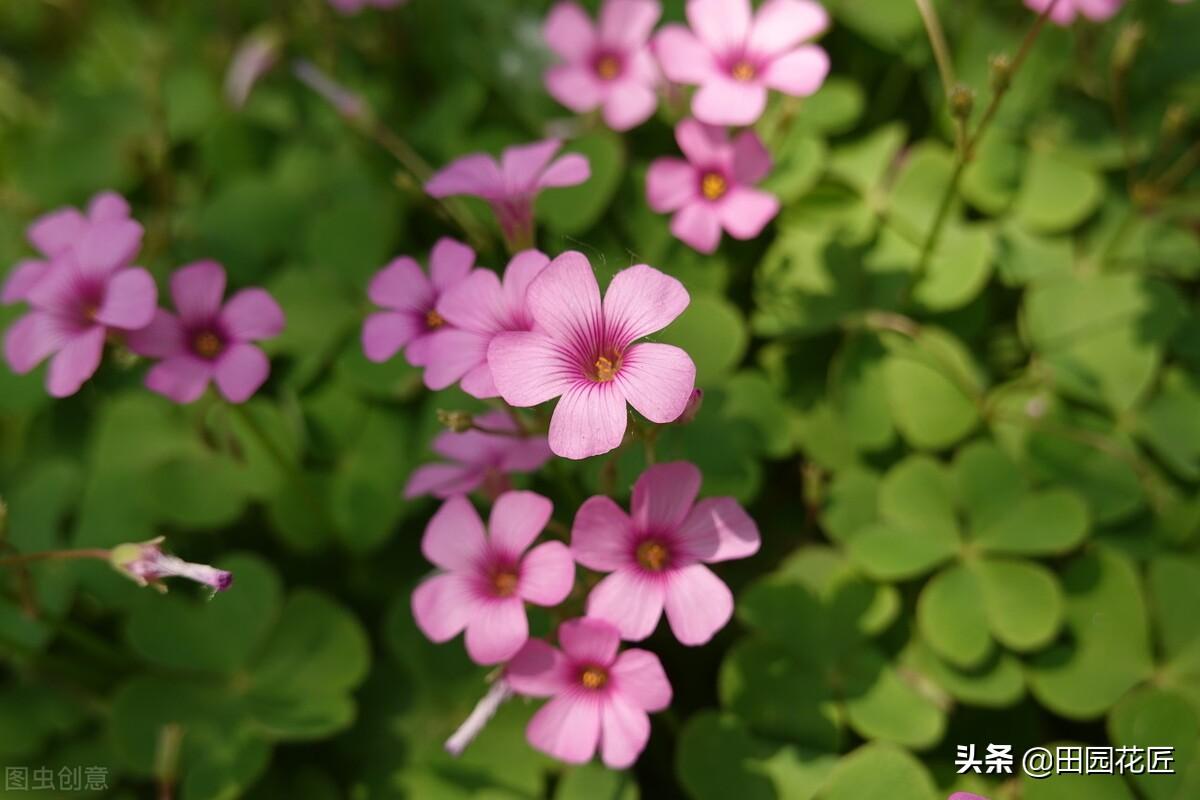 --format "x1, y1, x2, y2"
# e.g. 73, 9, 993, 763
444, 680, 513, 757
